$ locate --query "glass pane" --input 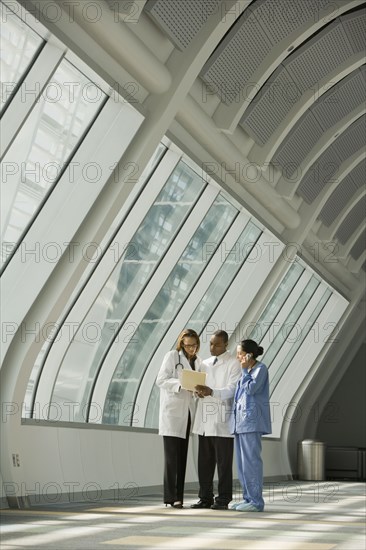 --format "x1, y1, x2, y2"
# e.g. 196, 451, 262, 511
145, 384, 159, 429
23, 143, 166, 419
247, 262, 304, 342
48, 160, 206, 421
1, 59, 106, 265
0, 4, 43, 112
103, 195, 238, 426
261, 275, 321, 367
187, 220, 262, 334
270, 288, 332, 392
